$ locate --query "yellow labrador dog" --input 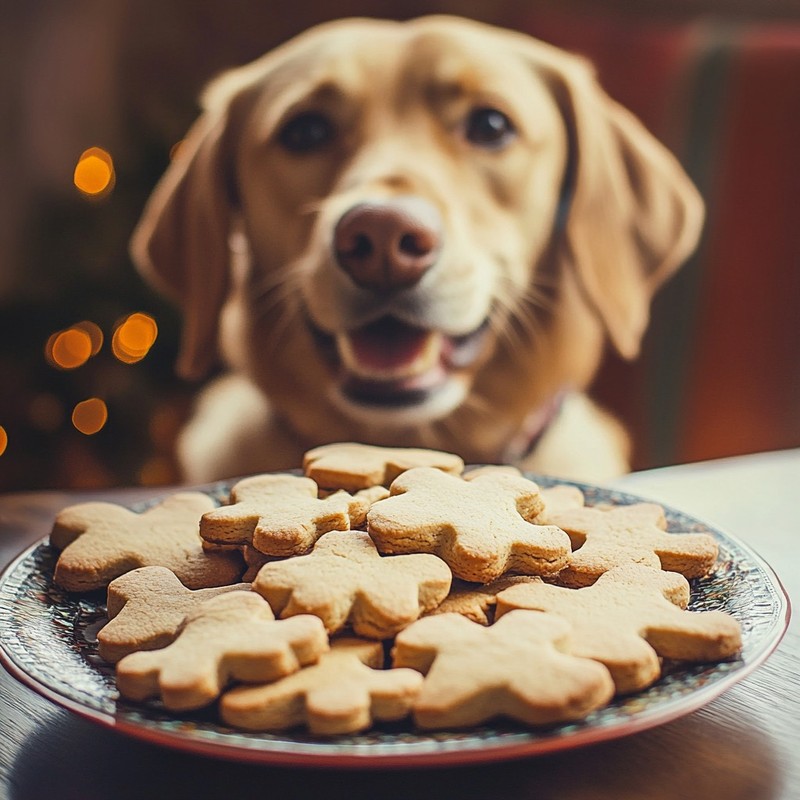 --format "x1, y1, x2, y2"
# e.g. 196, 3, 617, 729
132, 16, 703, 483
